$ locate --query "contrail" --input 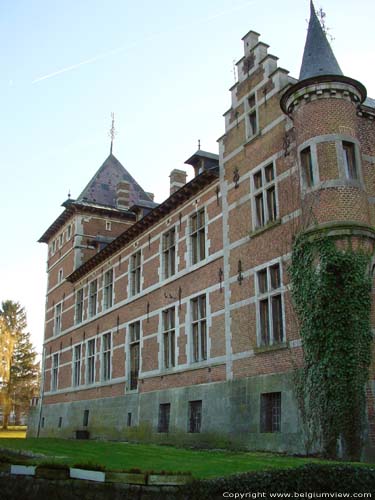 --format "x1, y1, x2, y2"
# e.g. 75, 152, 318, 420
32, 1, 255, 84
